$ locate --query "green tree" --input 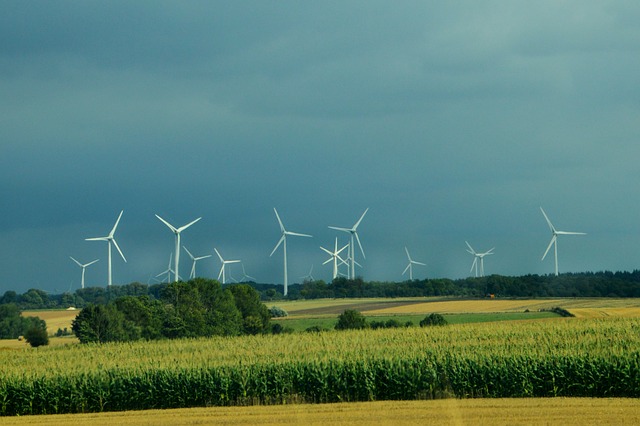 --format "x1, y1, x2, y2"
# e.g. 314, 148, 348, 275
24, 325, 49, 347
419, 313, 447, 327
335, 309, 368, 330
114, 296, 165, 340
72, 304, 130, 343
228, 284, 270, 334
0, 304, 47, 339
